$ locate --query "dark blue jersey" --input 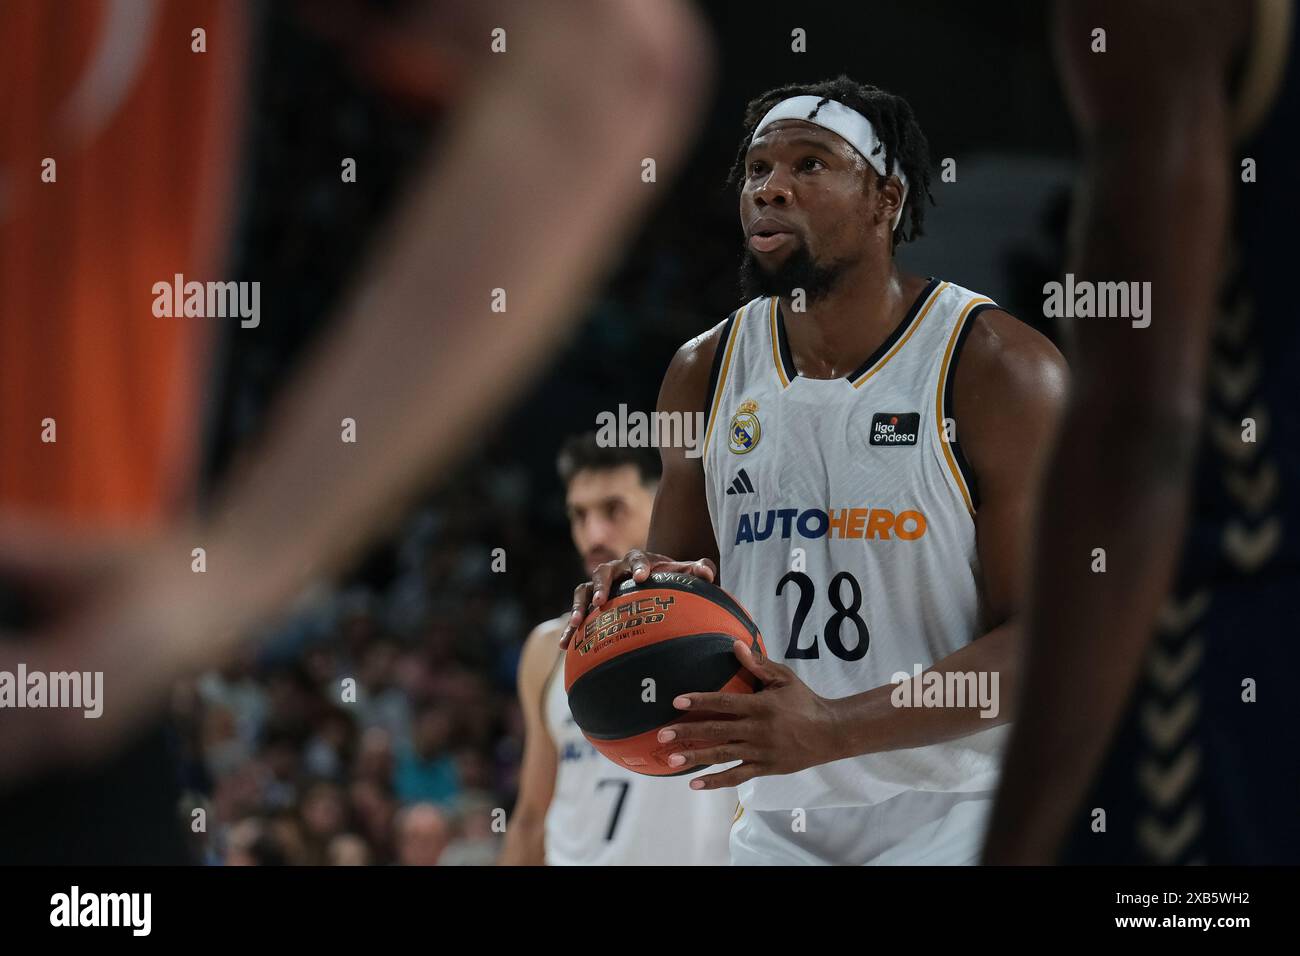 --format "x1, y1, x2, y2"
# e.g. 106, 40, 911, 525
1065, 0, 1300, 865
